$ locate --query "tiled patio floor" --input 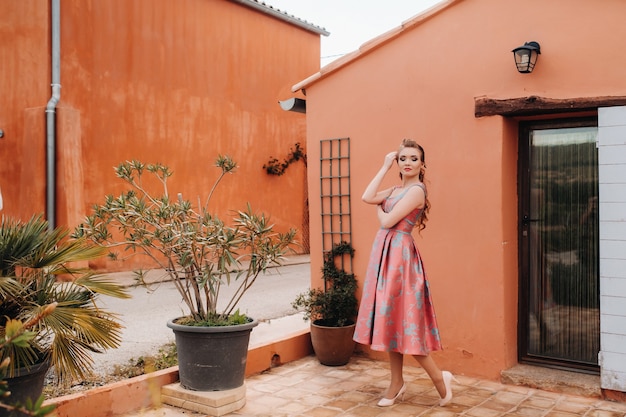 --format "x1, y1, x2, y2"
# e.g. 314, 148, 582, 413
125, 354, 626, 417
